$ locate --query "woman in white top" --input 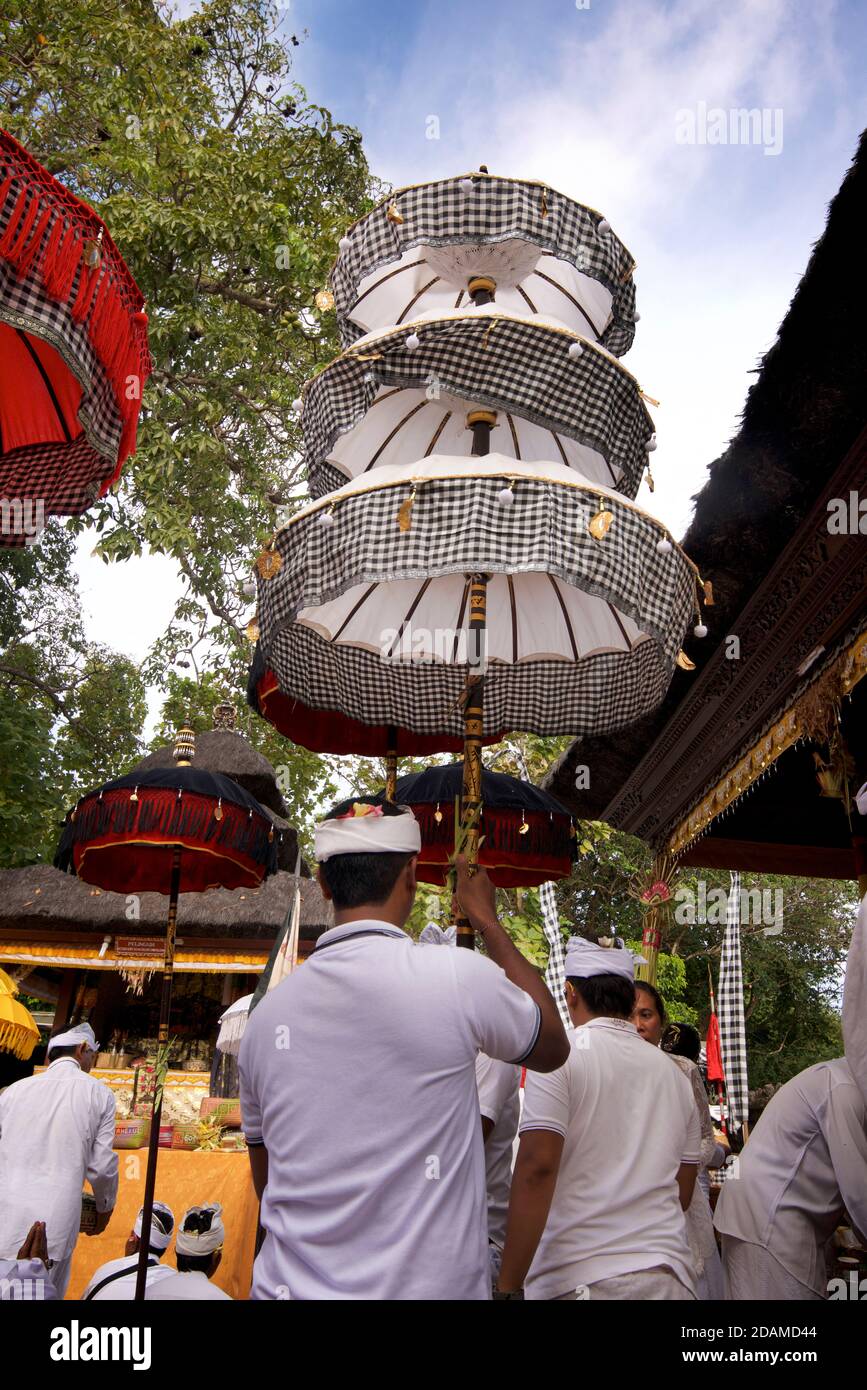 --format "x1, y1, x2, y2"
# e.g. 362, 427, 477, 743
633, 983, 725, 1300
